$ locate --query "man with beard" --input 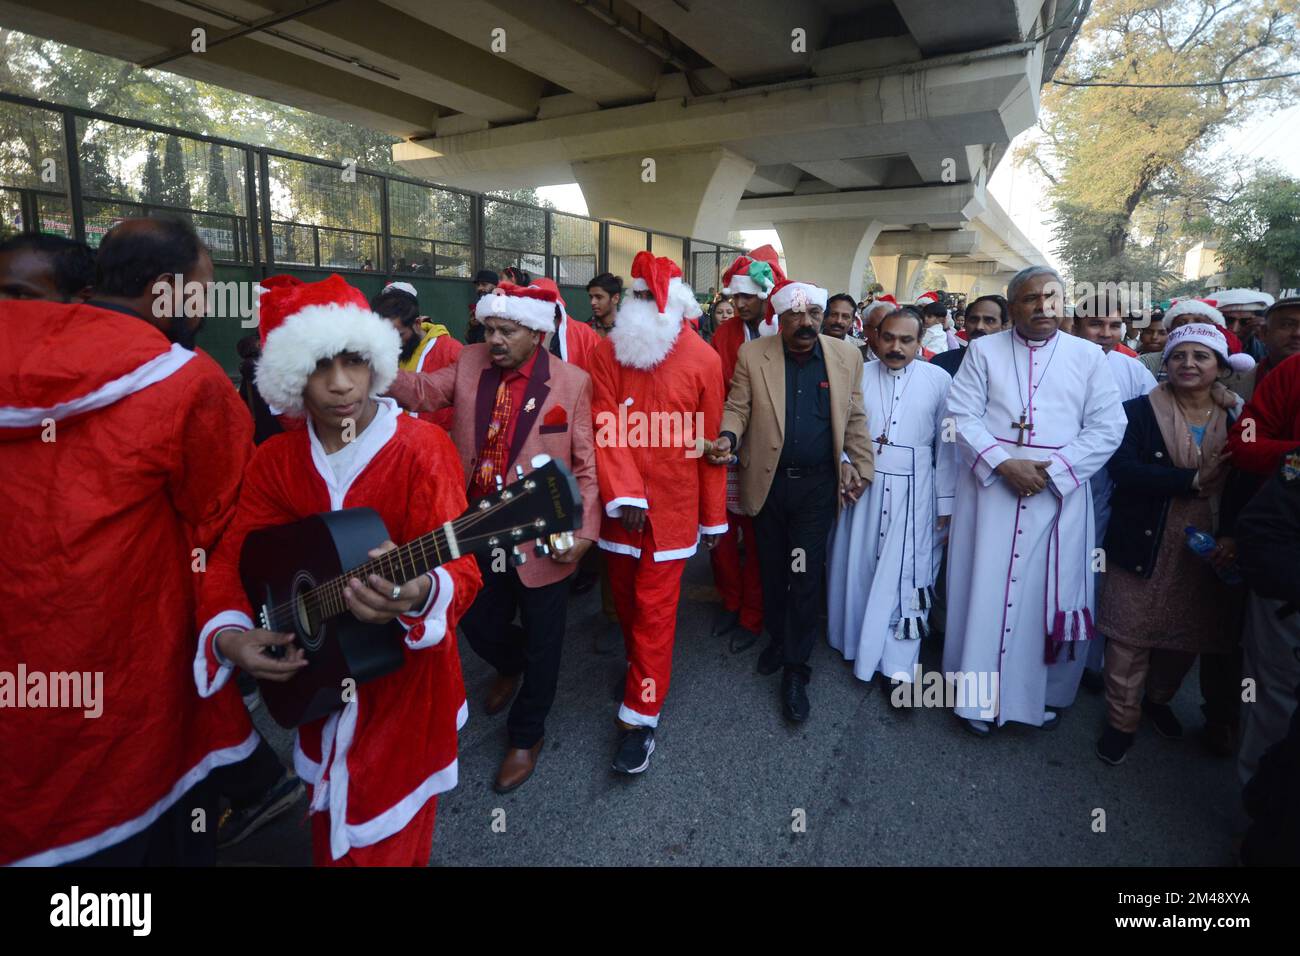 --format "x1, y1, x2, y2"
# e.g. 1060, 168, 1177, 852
591, 252, 727, 774
707, 278, 874, 722
930, 294, 1007, 377
828, 309, 954, 702
0, 217, 259, 865
372, 281, 462, 430
943, 266, 1126, 735
705, 246, 786, 648
822, 293, 858, 340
